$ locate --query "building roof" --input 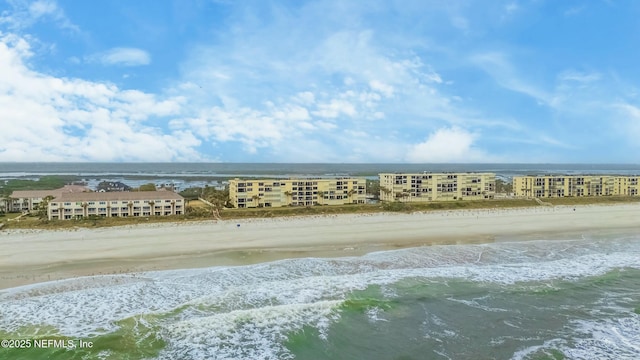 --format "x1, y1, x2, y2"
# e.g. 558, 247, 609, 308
52, 191, 183, 202
10, 185, 91, 199
10, 189, 64, 199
